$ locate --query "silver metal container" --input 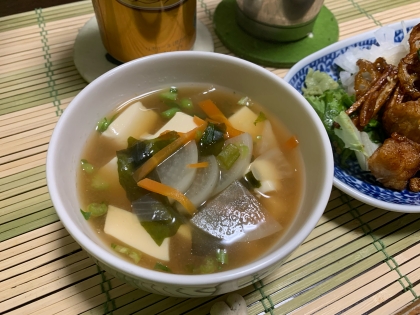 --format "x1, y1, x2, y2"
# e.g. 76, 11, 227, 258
236, 0, 324, 42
